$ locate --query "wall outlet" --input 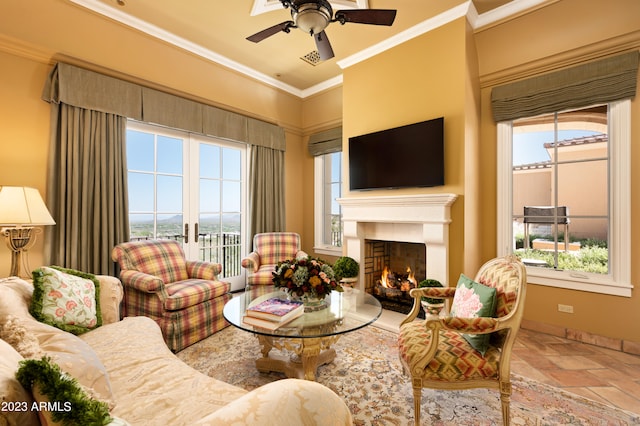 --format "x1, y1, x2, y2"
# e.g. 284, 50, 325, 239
558, 304, 574, 313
